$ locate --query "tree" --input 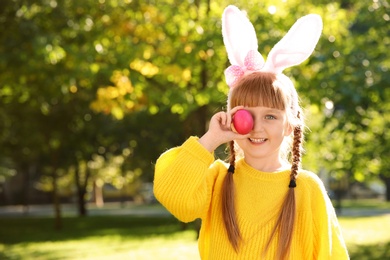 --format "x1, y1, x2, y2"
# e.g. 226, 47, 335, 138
302, 0, 390, 200
1, 0, 389, 228
0, 0, 142, 219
